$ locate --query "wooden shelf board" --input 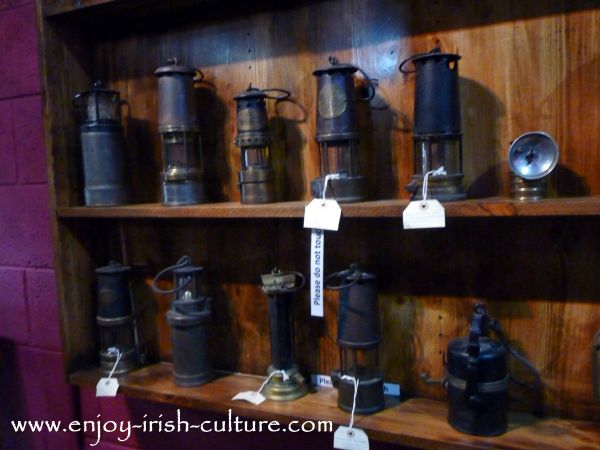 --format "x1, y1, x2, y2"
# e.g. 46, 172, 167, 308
57, 197, 600, 220
71, 363, 600, 450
